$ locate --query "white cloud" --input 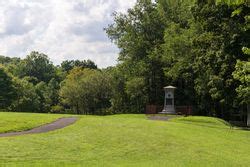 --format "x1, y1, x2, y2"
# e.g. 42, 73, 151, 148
0, 0, 136, 68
